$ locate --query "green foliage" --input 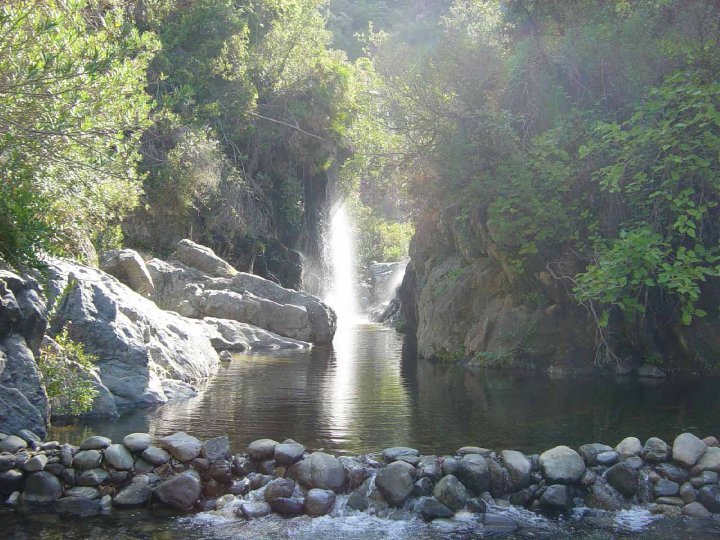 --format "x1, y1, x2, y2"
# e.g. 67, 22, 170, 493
38, 329, 99, 417
350, 201, 413, 267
